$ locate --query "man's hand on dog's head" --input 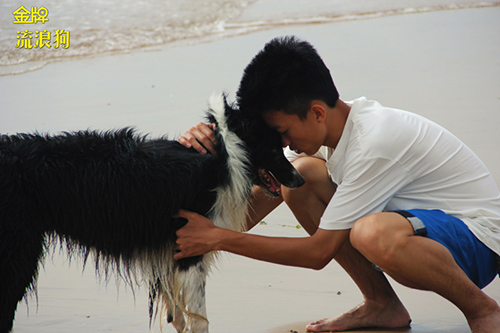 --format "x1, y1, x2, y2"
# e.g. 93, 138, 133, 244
178, 122, 217, 154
